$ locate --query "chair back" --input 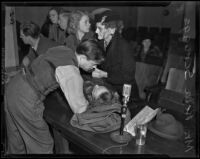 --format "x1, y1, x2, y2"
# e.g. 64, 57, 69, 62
165, 68, 185, 94
158, 68, 185, 114
135, 62, 163, 99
